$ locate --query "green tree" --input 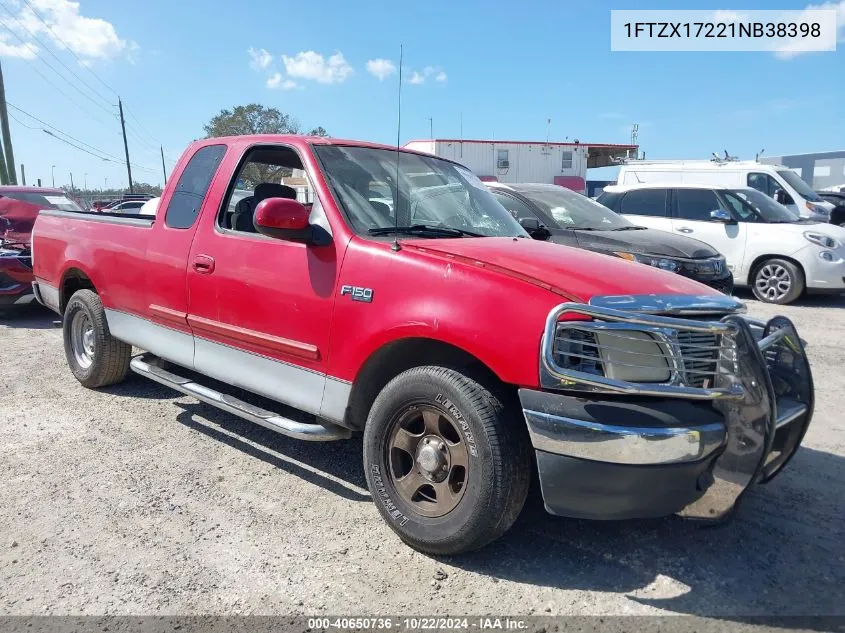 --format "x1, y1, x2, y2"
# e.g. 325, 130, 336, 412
203, 104, 329, 185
